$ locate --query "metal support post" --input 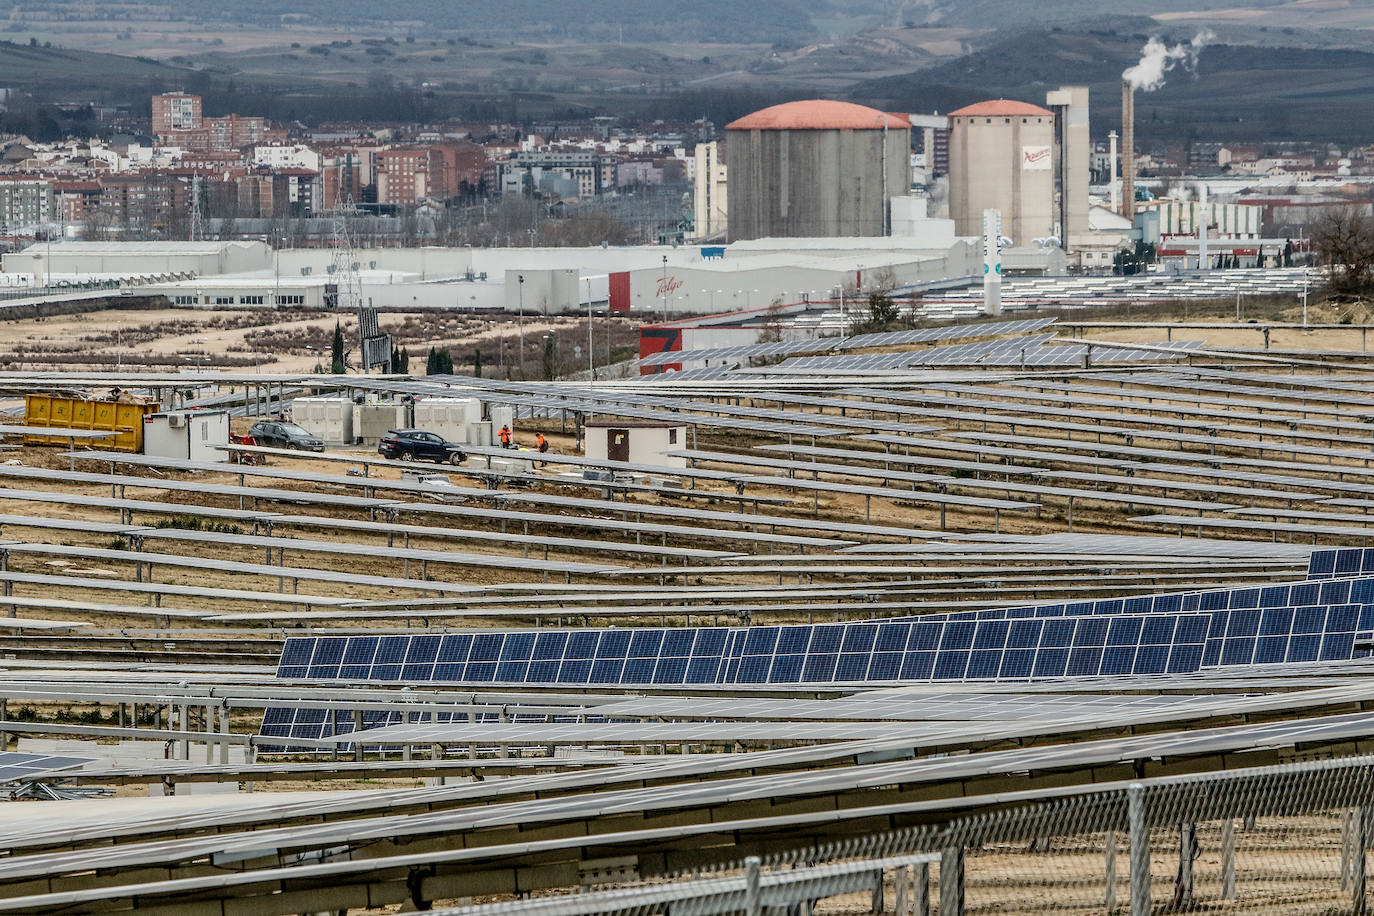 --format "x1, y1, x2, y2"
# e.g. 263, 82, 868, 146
1129, 782, 1149, 916
1105, 830, 1117, 913
745, 856, 761, 916
870, 868, 884, 914
939, 846, 963, 916
353, 709, 364, 762
1346, 810, 1355, 891
218, 705, 230, 765
914, 862, 929, 916
1221, 818, 1235, 900
894, 864, 908, 916
178, 704, 189, 760
1356, 807, 1369, 916
1175, 822, 1195, 908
